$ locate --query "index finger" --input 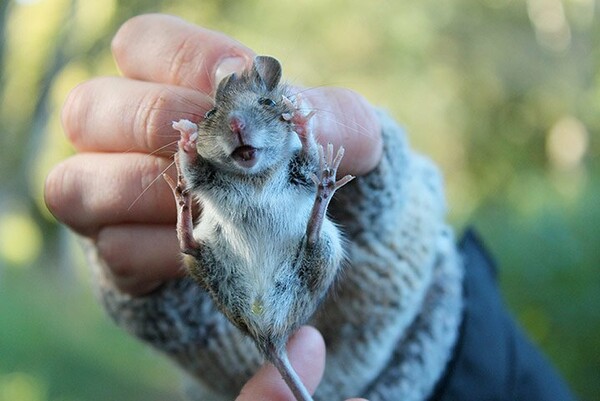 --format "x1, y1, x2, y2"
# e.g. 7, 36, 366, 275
112, 14, 255, 93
